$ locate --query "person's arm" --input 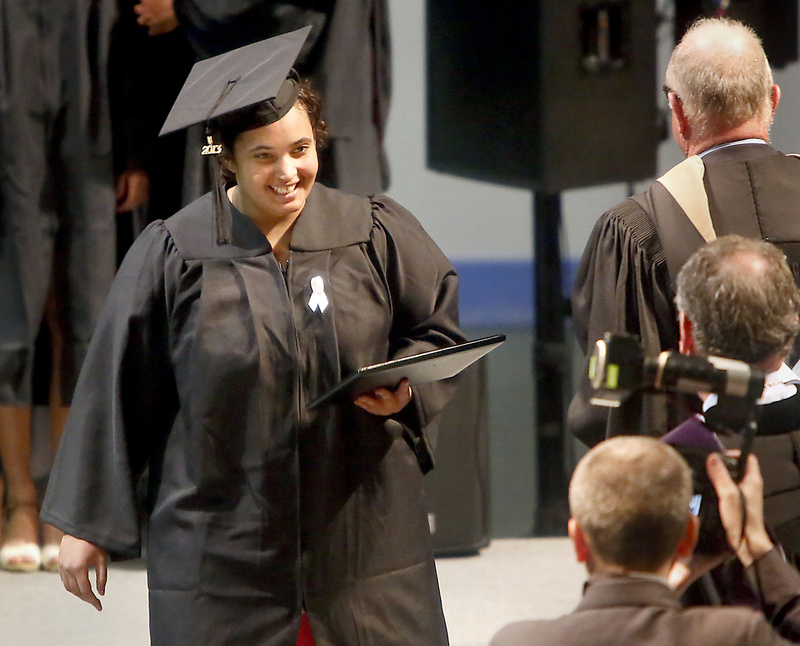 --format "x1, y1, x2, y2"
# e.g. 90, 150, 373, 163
112, 1, 176, 213
568, 200, 679, 445
116, 169, 151, 213
707, 452, 773, 566
41, 222, 179, 604
708, 452, 800, 640
366, 196, 466, 472
170, 0, 282, 58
